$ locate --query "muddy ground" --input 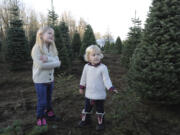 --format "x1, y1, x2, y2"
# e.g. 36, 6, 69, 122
0, 54, 180, 135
